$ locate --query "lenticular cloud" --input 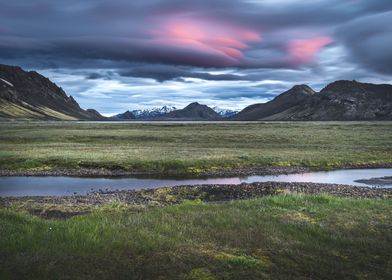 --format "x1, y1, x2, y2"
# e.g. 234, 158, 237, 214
149, 15, 262, 66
